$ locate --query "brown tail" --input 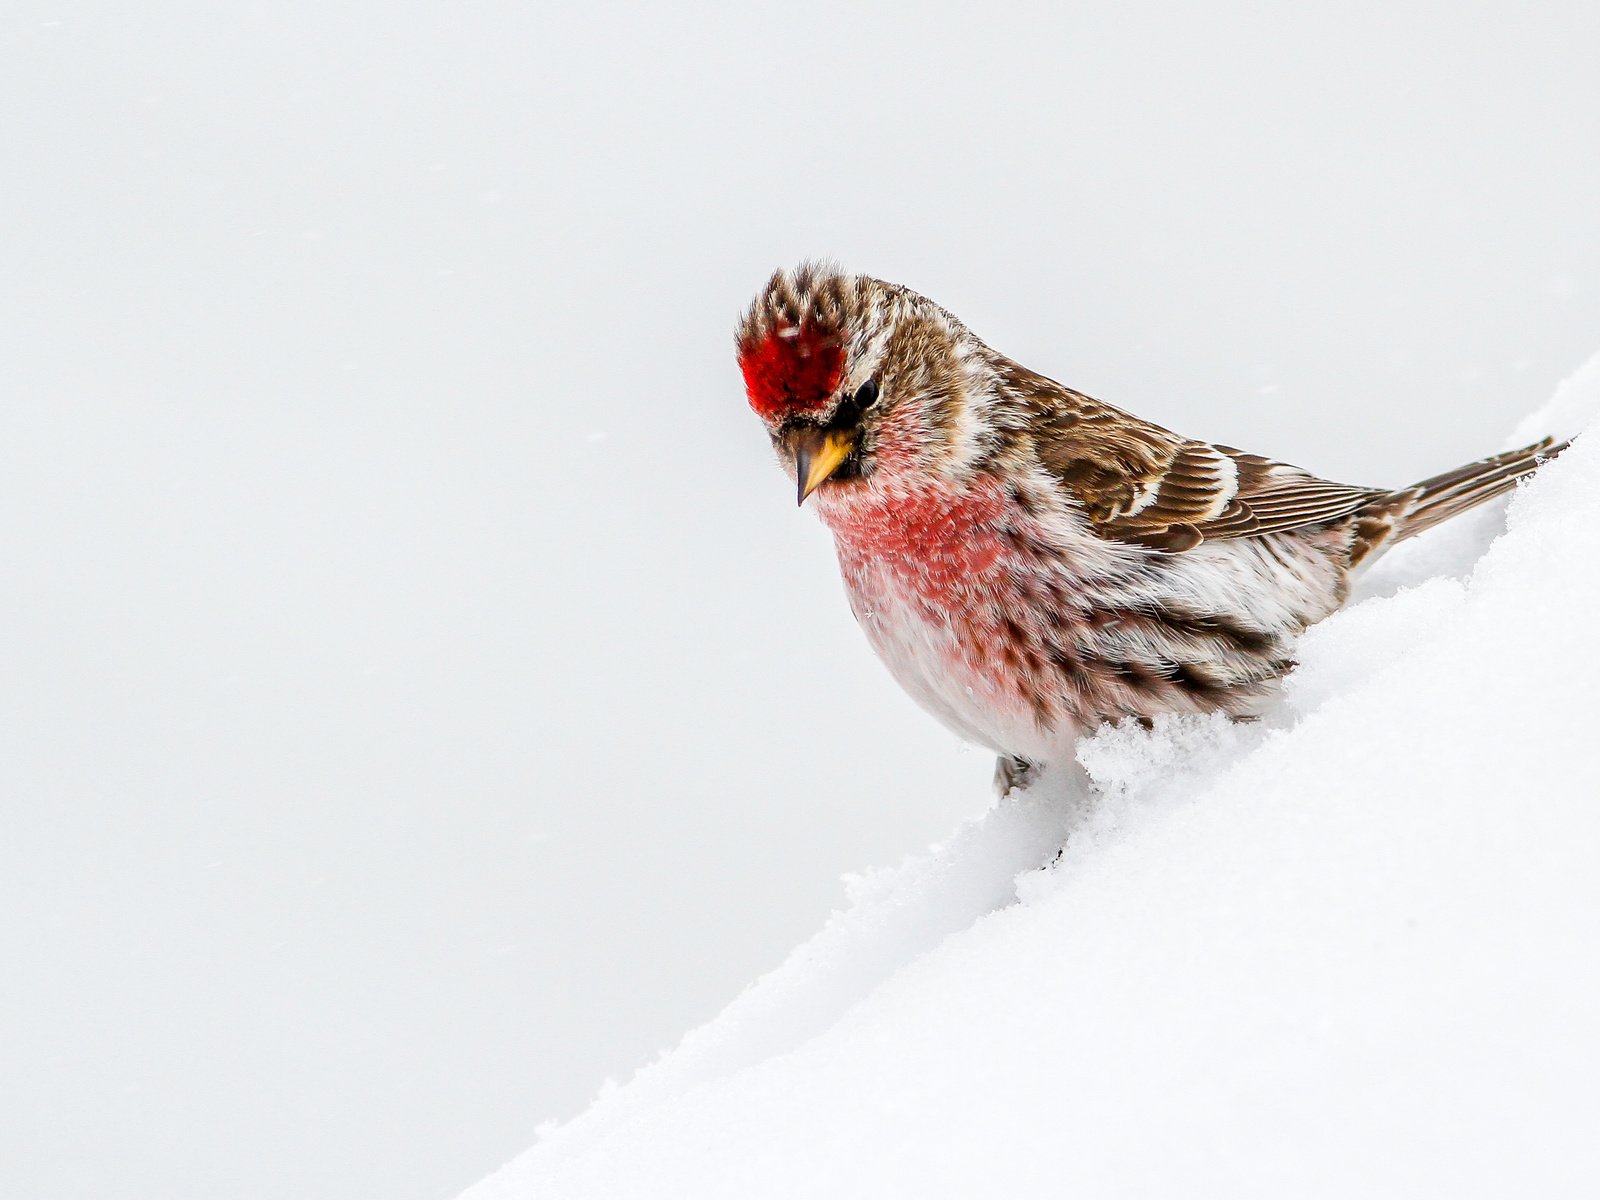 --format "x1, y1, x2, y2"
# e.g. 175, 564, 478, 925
1395, 436, 1567, 542
1349, 436, 1568, 567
